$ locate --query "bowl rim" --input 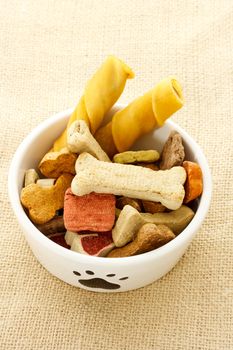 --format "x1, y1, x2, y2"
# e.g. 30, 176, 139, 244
8, 106, 212, 266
